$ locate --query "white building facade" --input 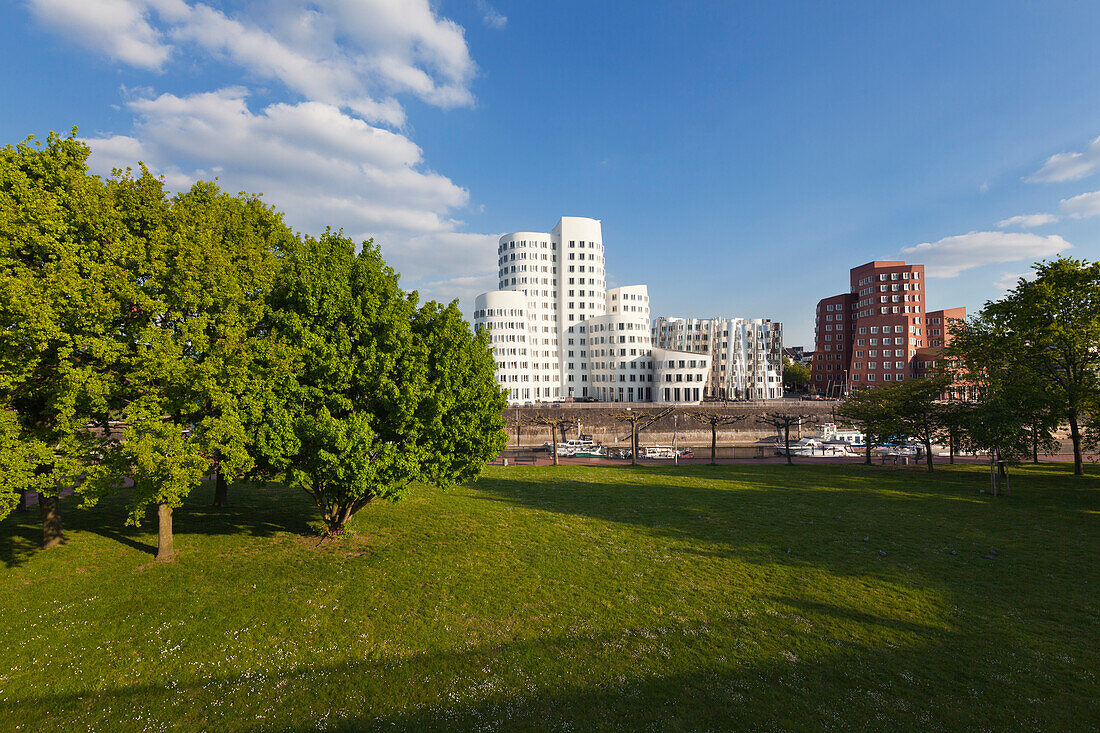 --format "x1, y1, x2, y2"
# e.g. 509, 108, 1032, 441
653, 317, 784, 400
474, 216, 706, 405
